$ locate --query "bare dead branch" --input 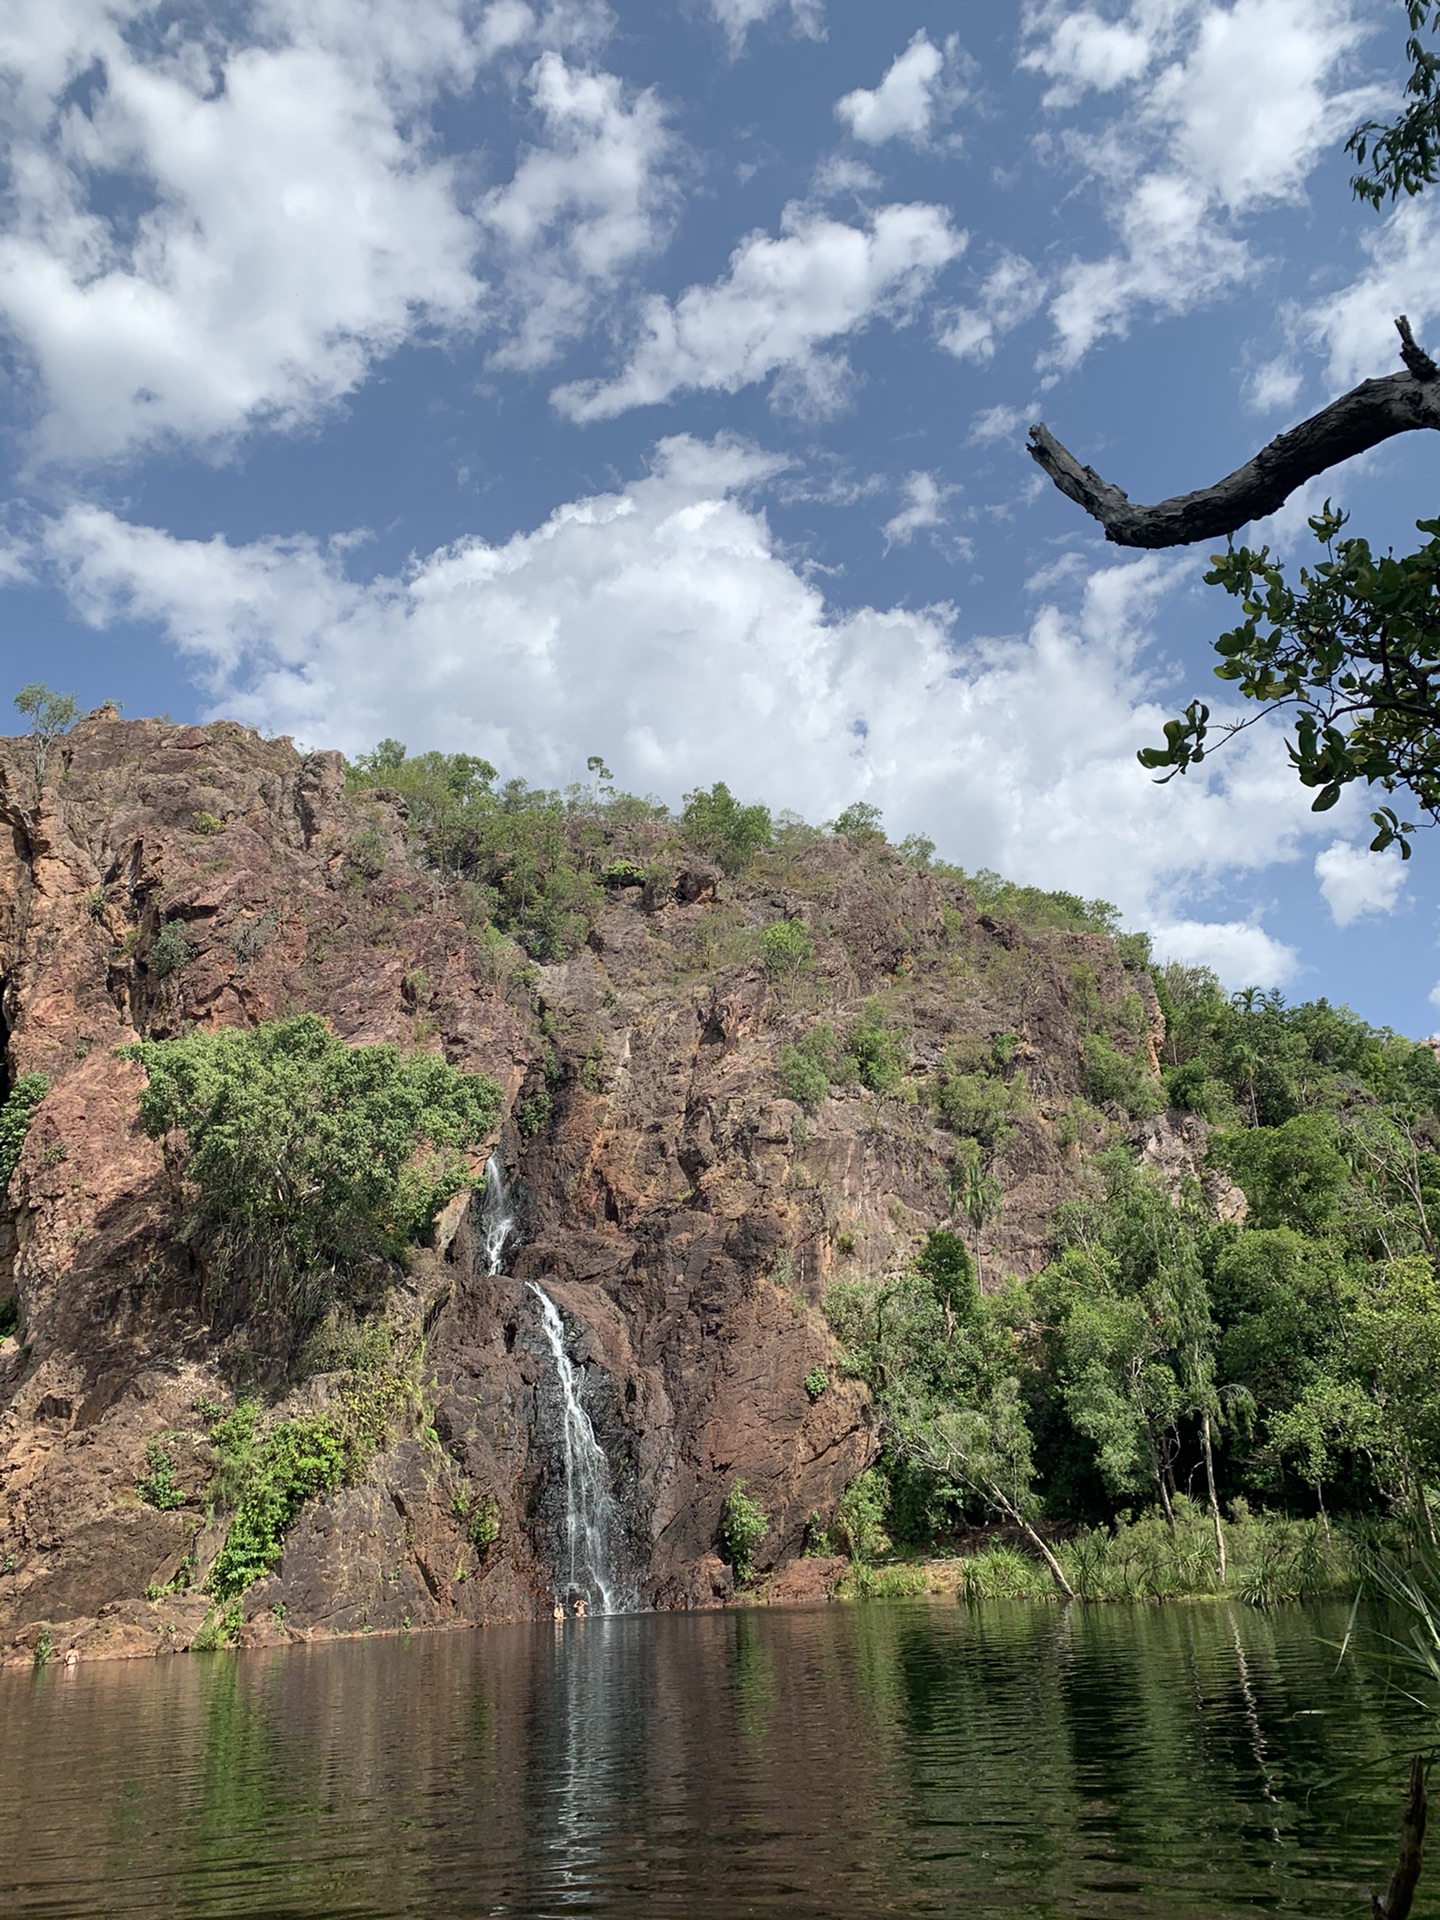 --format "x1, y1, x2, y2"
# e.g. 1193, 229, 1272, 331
1372, 1753, 1428, 1920
1028, 318, 1440, 549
